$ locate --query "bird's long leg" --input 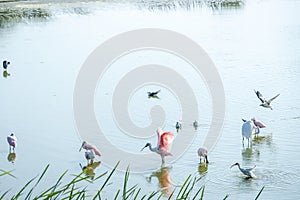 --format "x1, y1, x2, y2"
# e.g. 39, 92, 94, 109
199, 157, 202, 164
205, 155, 209, 163
161, 155, 165, 166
